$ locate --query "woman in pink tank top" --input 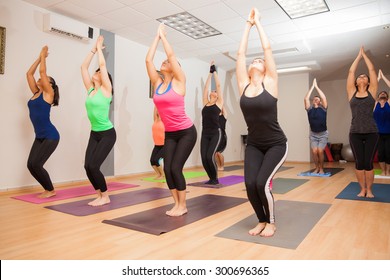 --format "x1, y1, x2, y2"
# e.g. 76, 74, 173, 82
146, 23, 197, 217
